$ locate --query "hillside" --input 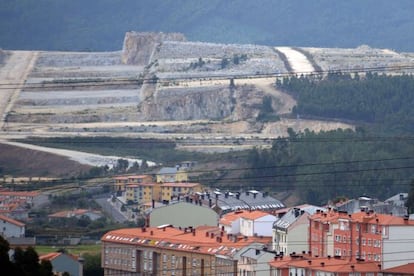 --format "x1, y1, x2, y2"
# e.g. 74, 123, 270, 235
1, 1, 414, 52
0, 33, 413, 153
